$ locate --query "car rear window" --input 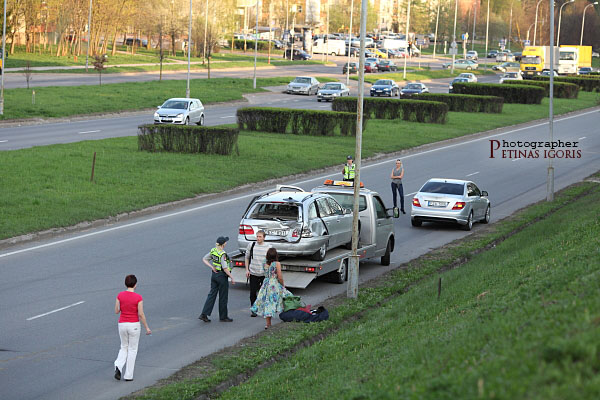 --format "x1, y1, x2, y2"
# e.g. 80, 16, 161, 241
326, 194, 367, 212
420, 182, 464, 195
248, 203, 299, 221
